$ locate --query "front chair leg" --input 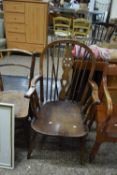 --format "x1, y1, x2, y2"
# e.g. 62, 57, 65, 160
79, 137, 85, 165
27, 130, 37, 159
89, 141, 101, 162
